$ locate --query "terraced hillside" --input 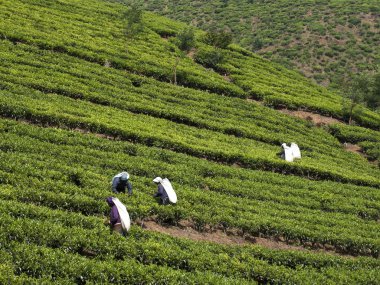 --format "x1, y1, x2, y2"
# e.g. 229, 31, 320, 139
143, 0, 380, 88
0, 0, 380, 283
